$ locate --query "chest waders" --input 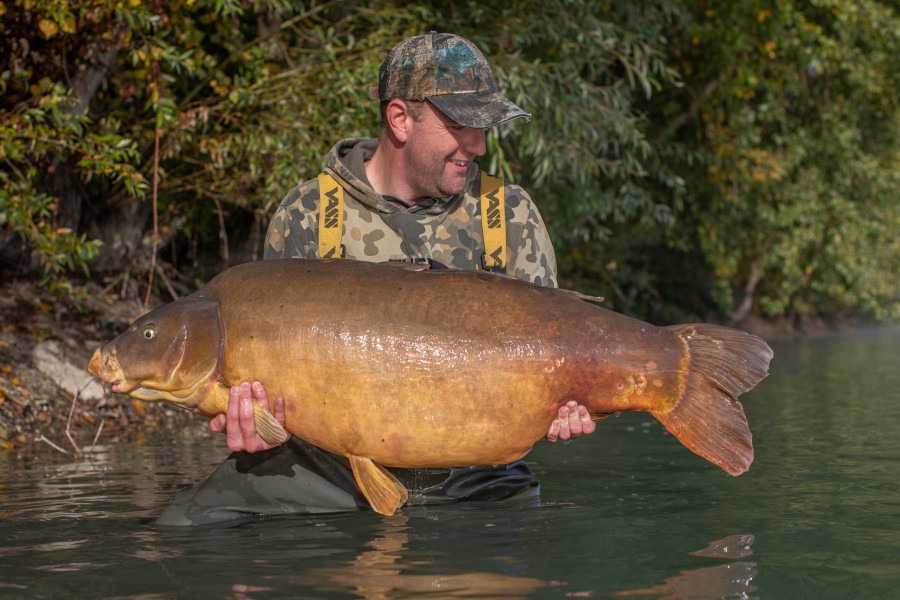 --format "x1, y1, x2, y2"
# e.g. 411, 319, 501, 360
316, 172, 507, 273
